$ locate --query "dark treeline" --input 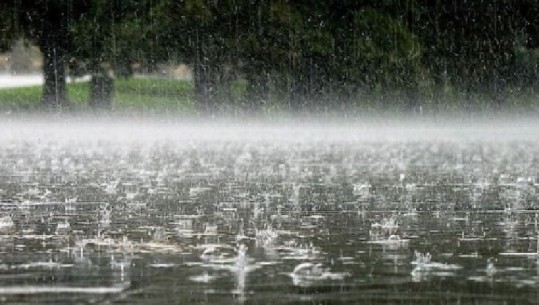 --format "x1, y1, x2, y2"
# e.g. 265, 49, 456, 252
1, 0, 538, 113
